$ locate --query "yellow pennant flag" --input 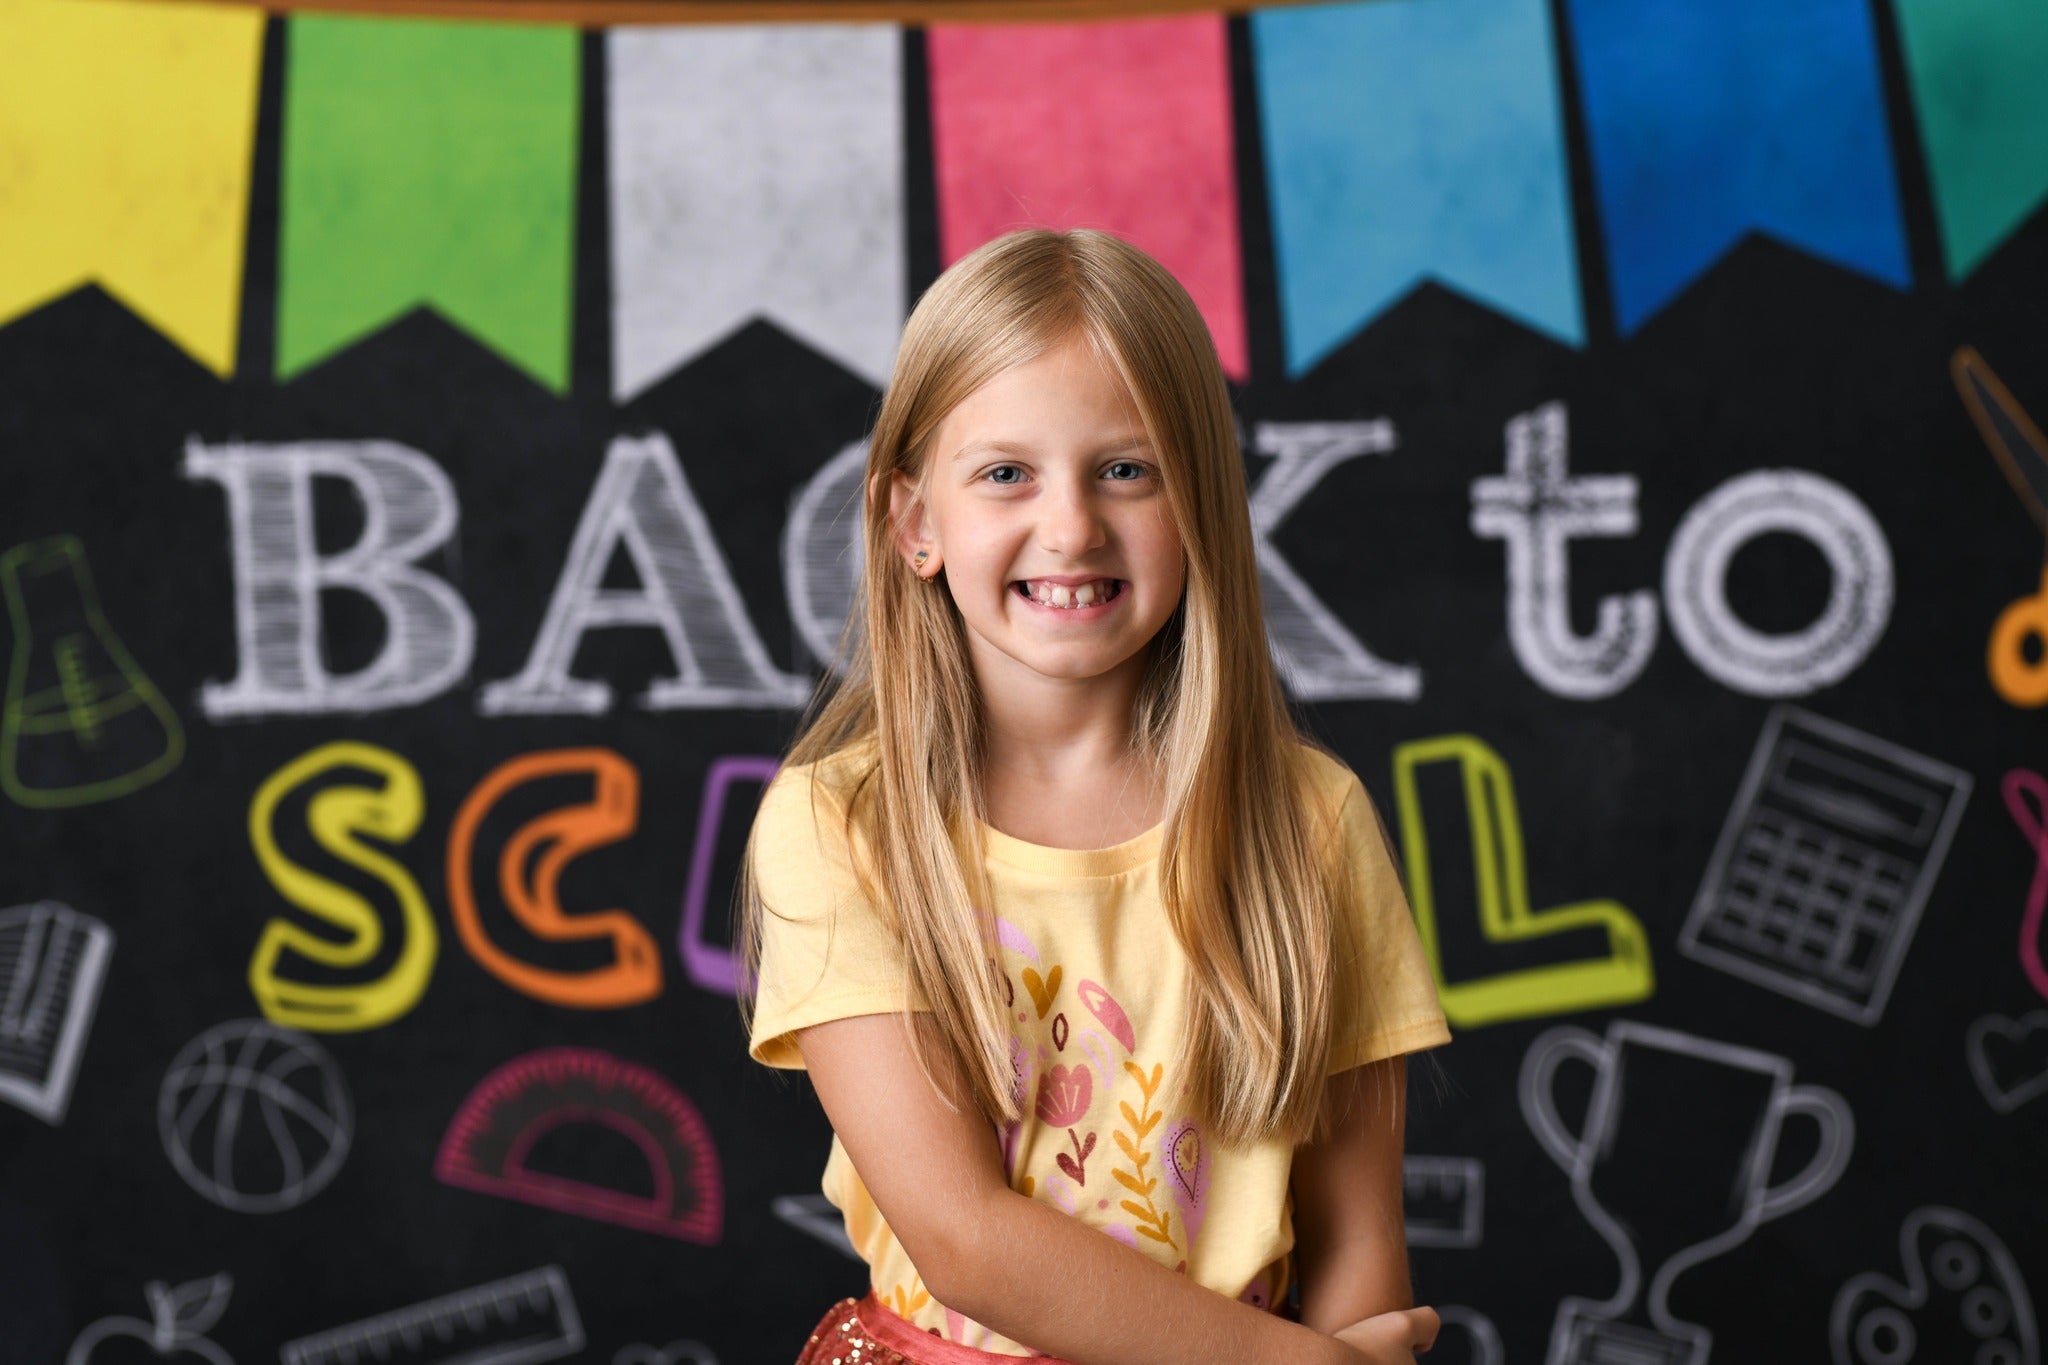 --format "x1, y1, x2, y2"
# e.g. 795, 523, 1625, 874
0, 0, 264, 376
